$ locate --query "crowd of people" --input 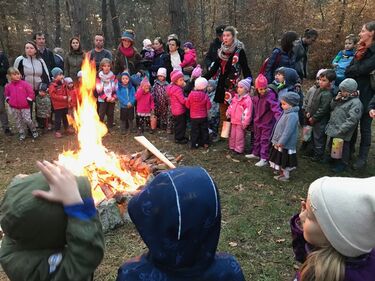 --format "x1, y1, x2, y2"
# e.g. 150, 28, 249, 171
0, 20, 374, 281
